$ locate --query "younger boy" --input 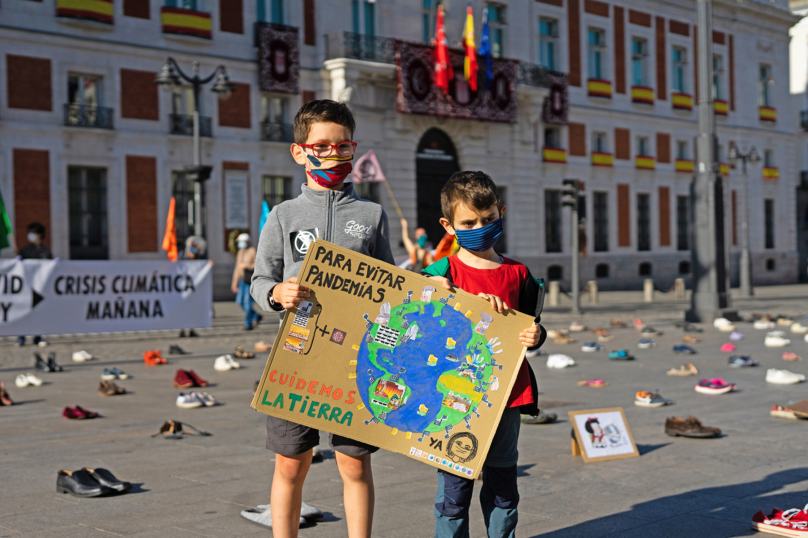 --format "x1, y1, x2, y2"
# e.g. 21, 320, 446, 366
422, 171, 545, 538
251, 99, 395, 538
